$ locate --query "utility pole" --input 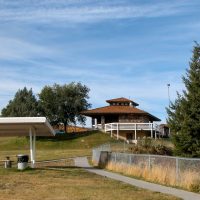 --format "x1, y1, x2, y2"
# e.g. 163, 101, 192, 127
167, 83, 170, 107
